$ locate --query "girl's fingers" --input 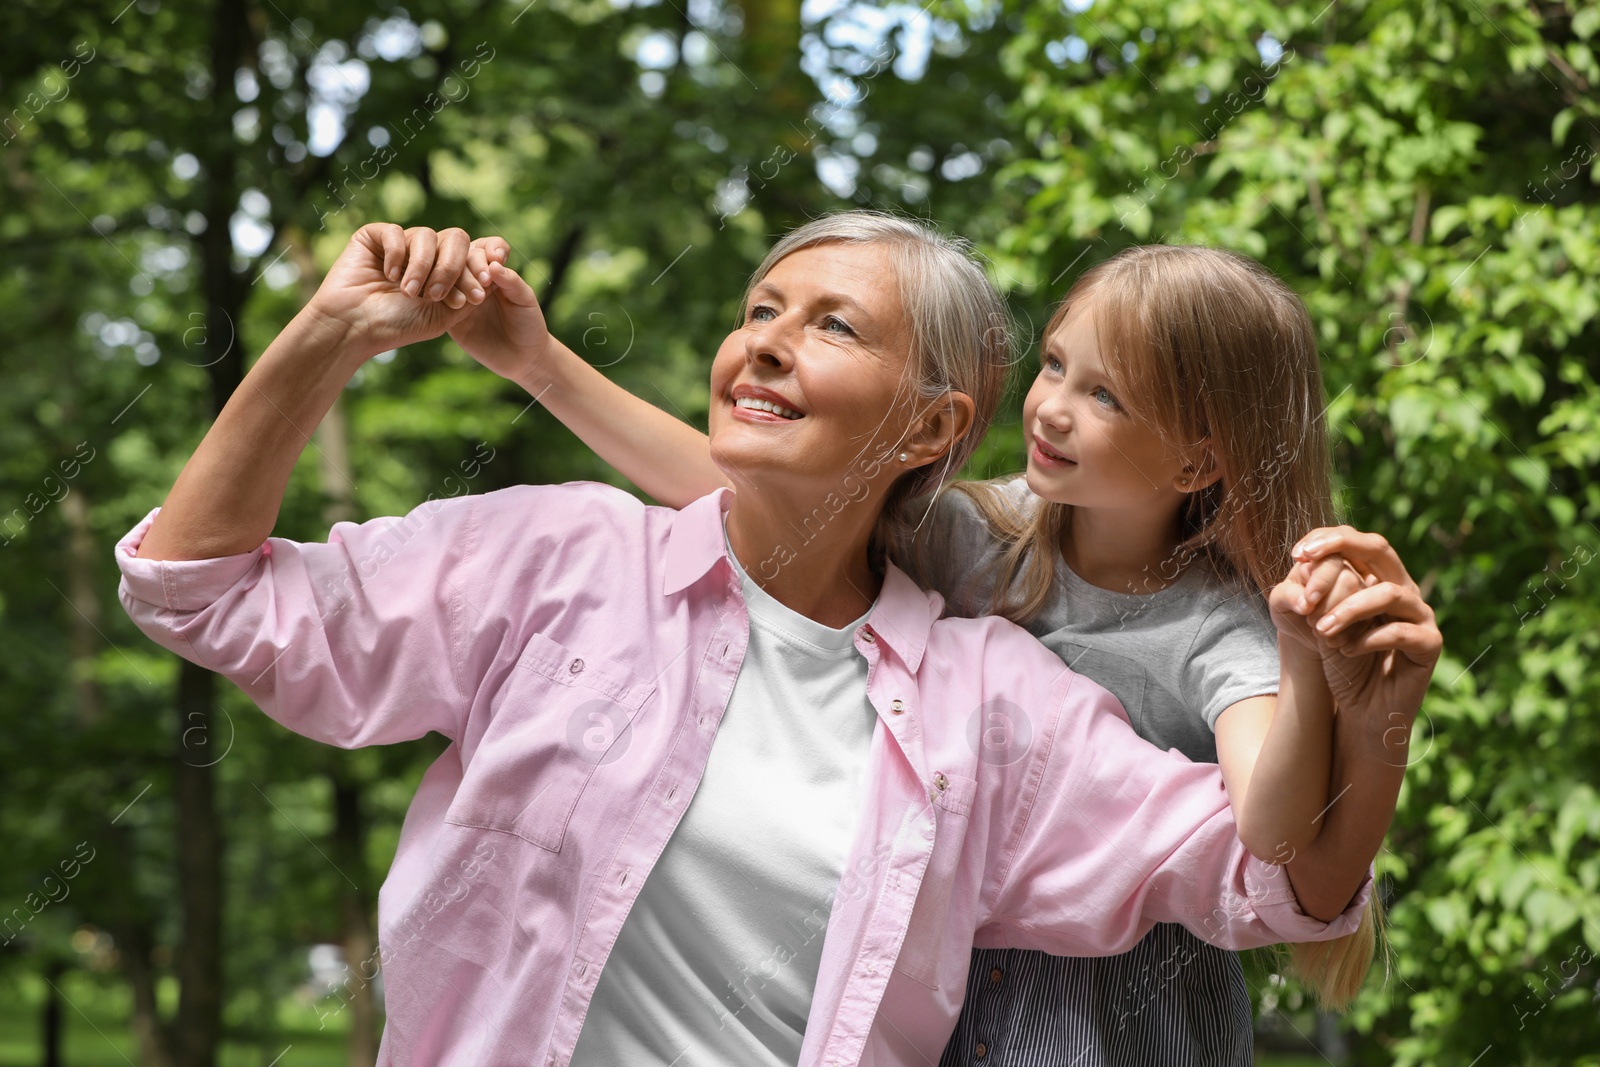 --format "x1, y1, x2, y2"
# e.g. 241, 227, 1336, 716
452, 265, 483, 306
399, 227, 439, 297
1312, 562, 1367, 617
465, 242, 493, 290
472, 237, 511, 284
488, 259, 540, 306
1298, 554, 1357, 611
423, 228, 472, 301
